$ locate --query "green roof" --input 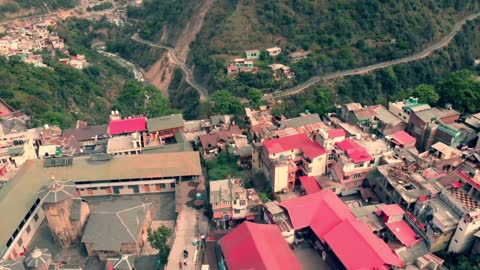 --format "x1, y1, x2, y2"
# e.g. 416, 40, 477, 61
0, 151, 201, 255
7, 147, 23, 156
146, 114, 184, 132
